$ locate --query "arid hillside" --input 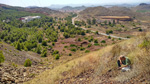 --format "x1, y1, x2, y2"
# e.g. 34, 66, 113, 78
25, 32, 150, 84
79, 6, 150, 21
131, 3, 150, 11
